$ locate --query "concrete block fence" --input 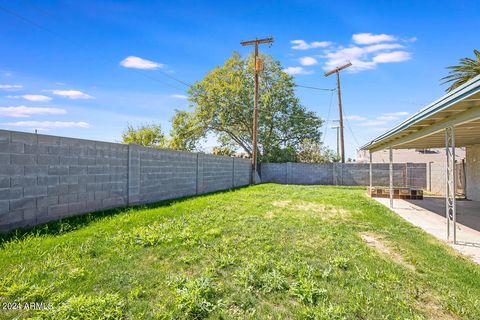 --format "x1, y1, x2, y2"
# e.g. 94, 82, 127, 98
0, 130, 251, 232
261, 162, 427, 188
